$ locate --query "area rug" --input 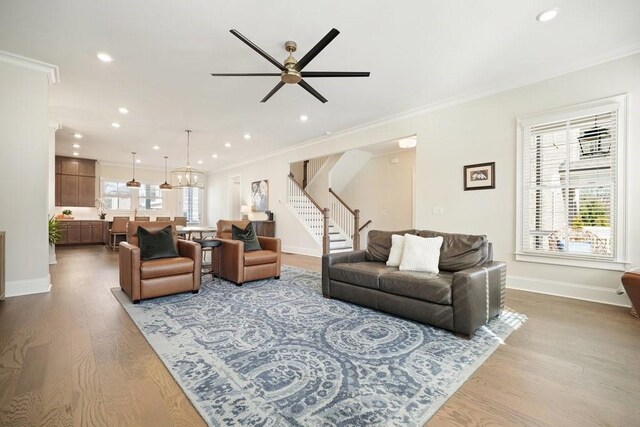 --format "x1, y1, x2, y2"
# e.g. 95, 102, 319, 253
112, 266, 525, 426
